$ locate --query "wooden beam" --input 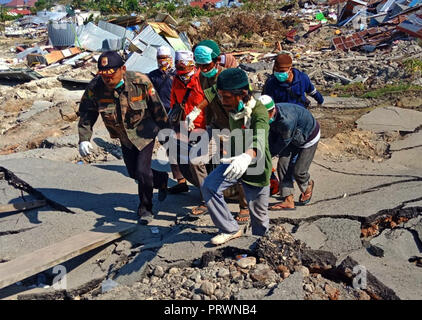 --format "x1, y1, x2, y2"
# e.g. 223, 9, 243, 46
0, 200, 47, 214
0, 223, 136, 289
